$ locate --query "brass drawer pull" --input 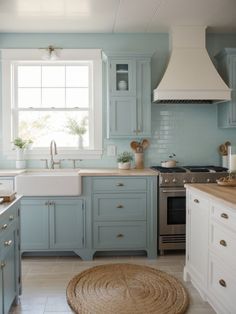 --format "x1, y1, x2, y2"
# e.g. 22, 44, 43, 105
1, 261, 6, 269
1, 224, 8, 230
221, 213, 228, 219
4, 240, 12, 247
220, 240, 227, 247
194, 199, 199, 203
116, 204, 124, 208
219, 279, 226, 287
116, 183, 124, 187
9, 215, 14, 221
117, 234, 124, 238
